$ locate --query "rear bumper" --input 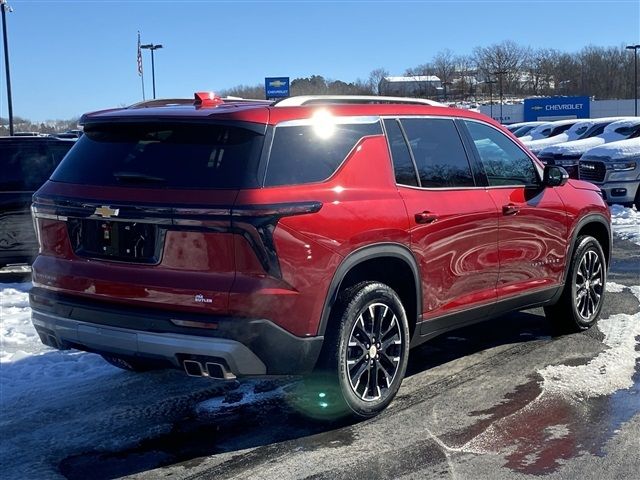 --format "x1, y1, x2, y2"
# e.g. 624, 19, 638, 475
30, 288, 324, 376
